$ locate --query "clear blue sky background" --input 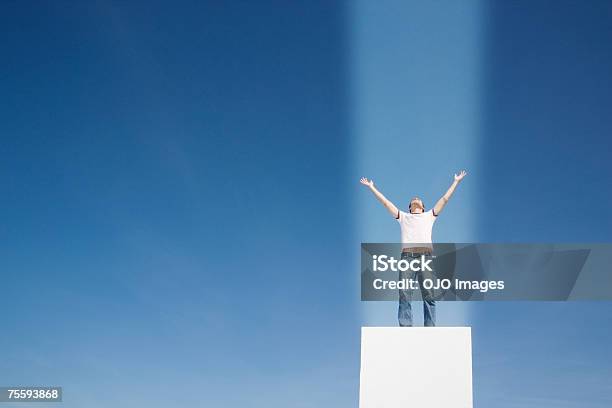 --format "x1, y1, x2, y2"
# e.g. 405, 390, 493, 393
473, 2, 612, 406
1, 1, 611, 408
1, 1, 357, 407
